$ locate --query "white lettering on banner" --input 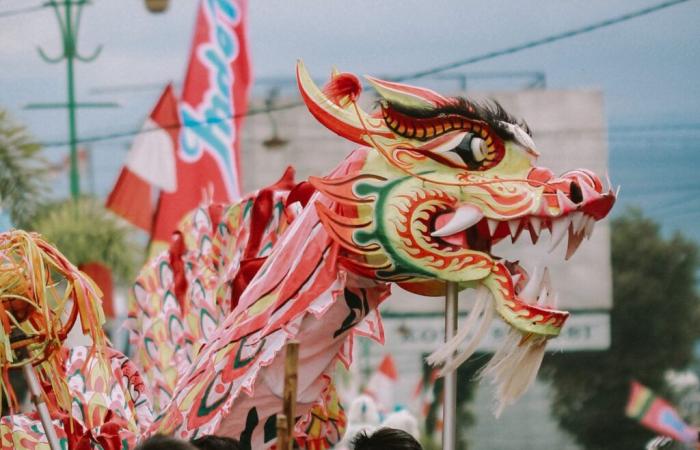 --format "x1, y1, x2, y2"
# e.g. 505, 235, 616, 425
180, 0, 242, 198
383, 312, 610, 353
